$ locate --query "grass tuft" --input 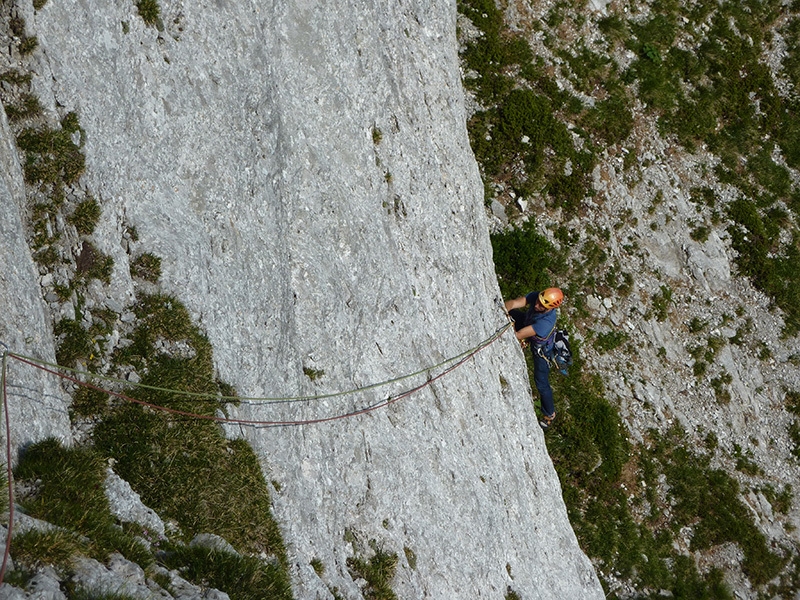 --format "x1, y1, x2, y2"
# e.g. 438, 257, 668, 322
5, 93, 42, 122
346, 545, 398, 600
160, 544, 292, 600
11, 528, 85, 571
14, 438, 152, 567
18, 36, 38, 56
130, 253, 162, 283
135, 0, 161, 26
68, 197, 102, 236
17, 124, 85, 186
54, 318, 94, 367
76, 241, 114, 284
70, 386, 110, 419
